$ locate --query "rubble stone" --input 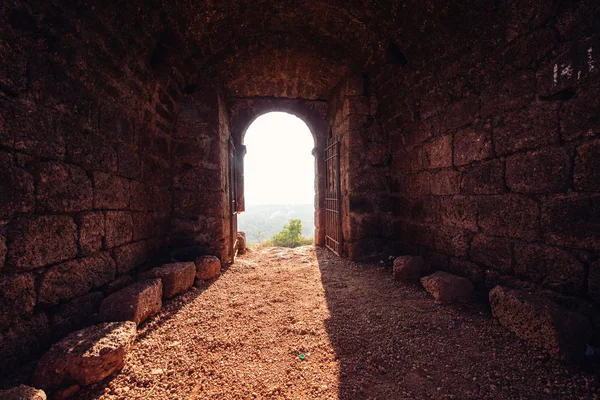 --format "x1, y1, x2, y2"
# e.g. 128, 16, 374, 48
392, 256, 424, 283
489, 286, 592, 364
99, 279, 162, 325
33, 322, 136, 389
139, 262, 195, 299
0, 385, 46, 400
420, 271, 473, 303
195, 255, 221, 280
